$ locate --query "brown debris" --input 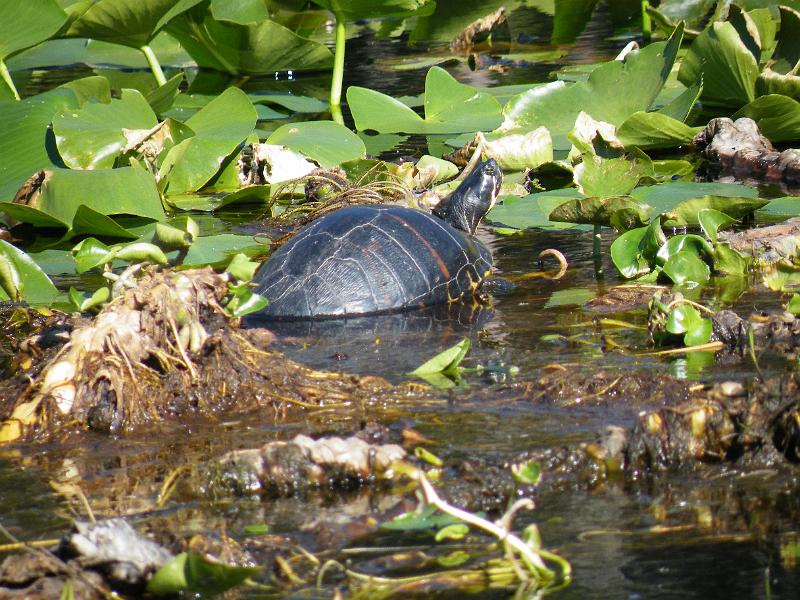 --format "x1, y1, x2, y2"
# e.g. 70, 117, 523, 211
722, 216, 800, 265
694, 117, 800, 185
0, 268, 412, 444
450, 7, 507, 54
